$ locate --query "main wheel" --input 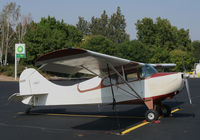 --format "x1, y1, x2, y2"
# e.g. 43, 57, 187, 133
145, 109, 159, 122
161, 105, 171, 117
